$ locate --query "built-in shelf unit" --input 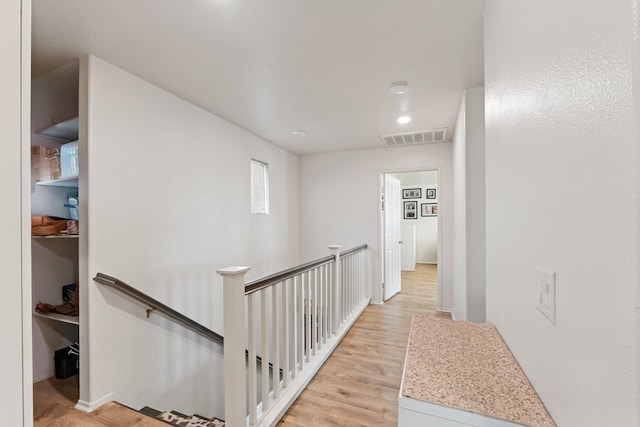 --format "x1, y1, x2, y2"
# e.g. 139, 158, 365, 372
31, 61, 81, 387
